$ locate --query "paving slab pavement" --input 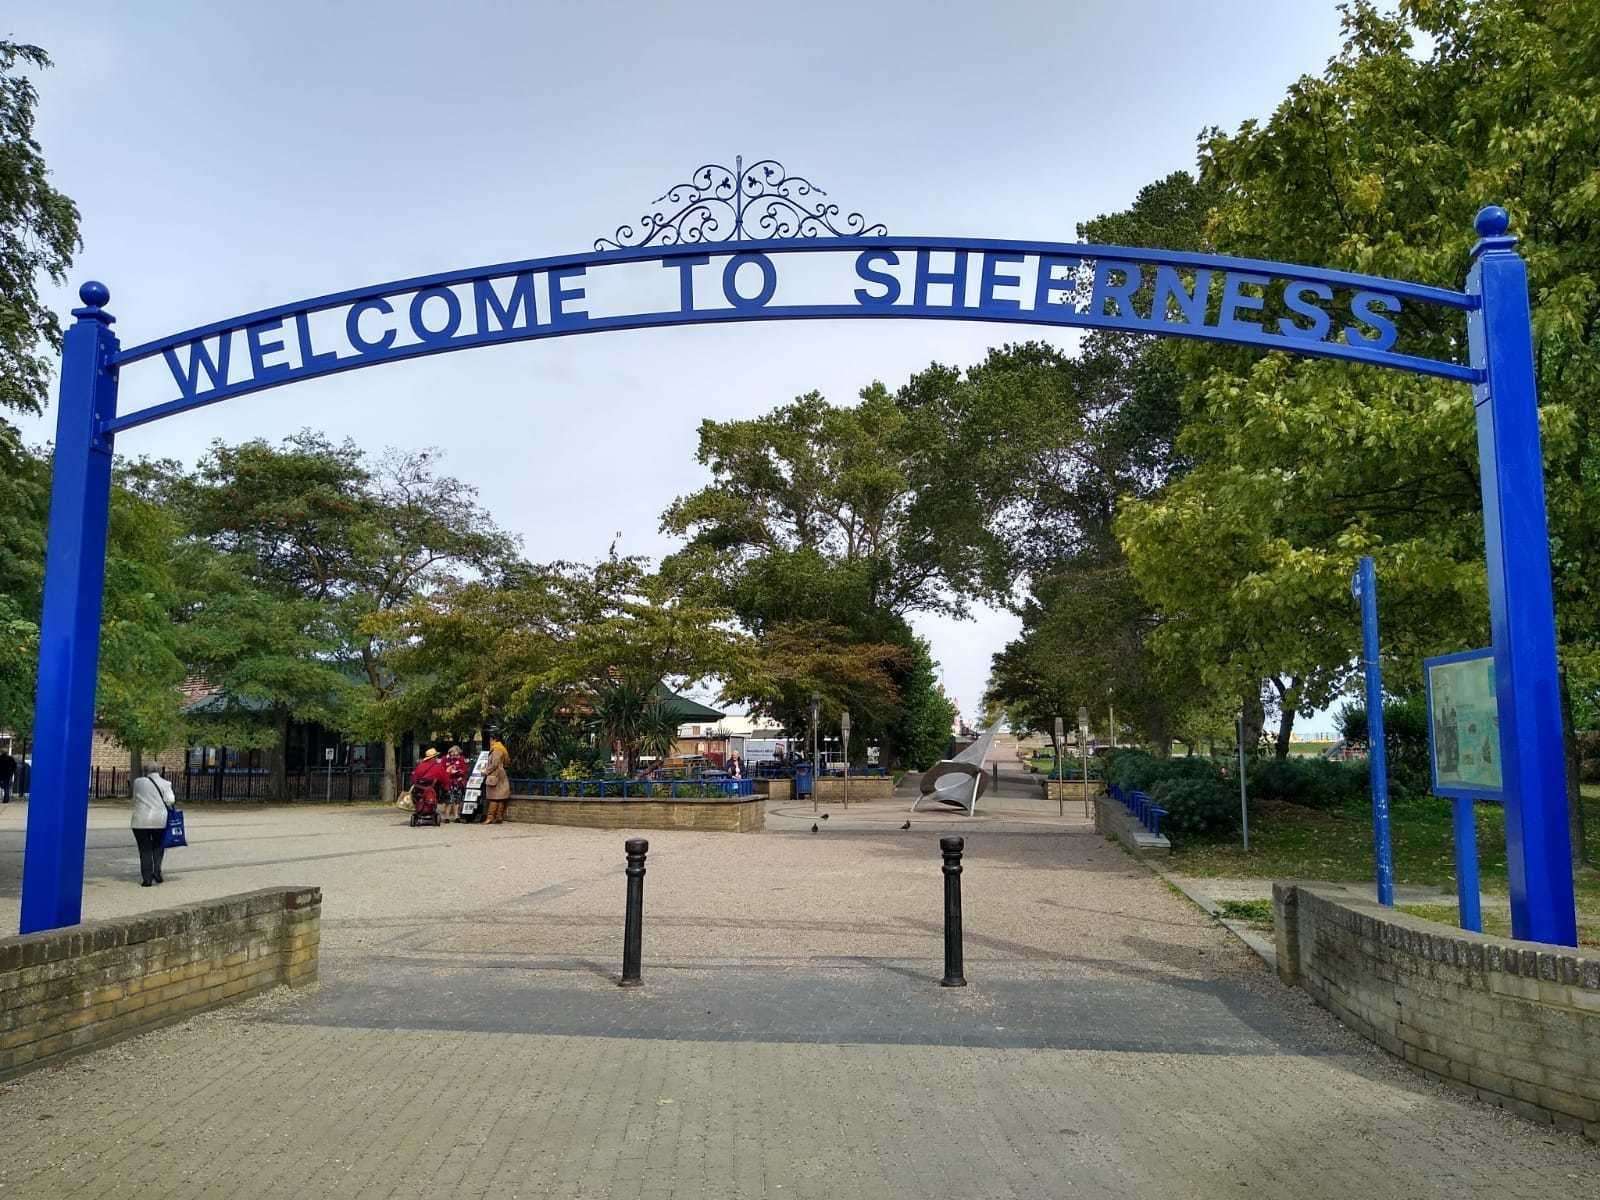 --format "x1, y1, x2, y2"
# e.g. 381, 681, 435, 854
0, 800, 1592, 1197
